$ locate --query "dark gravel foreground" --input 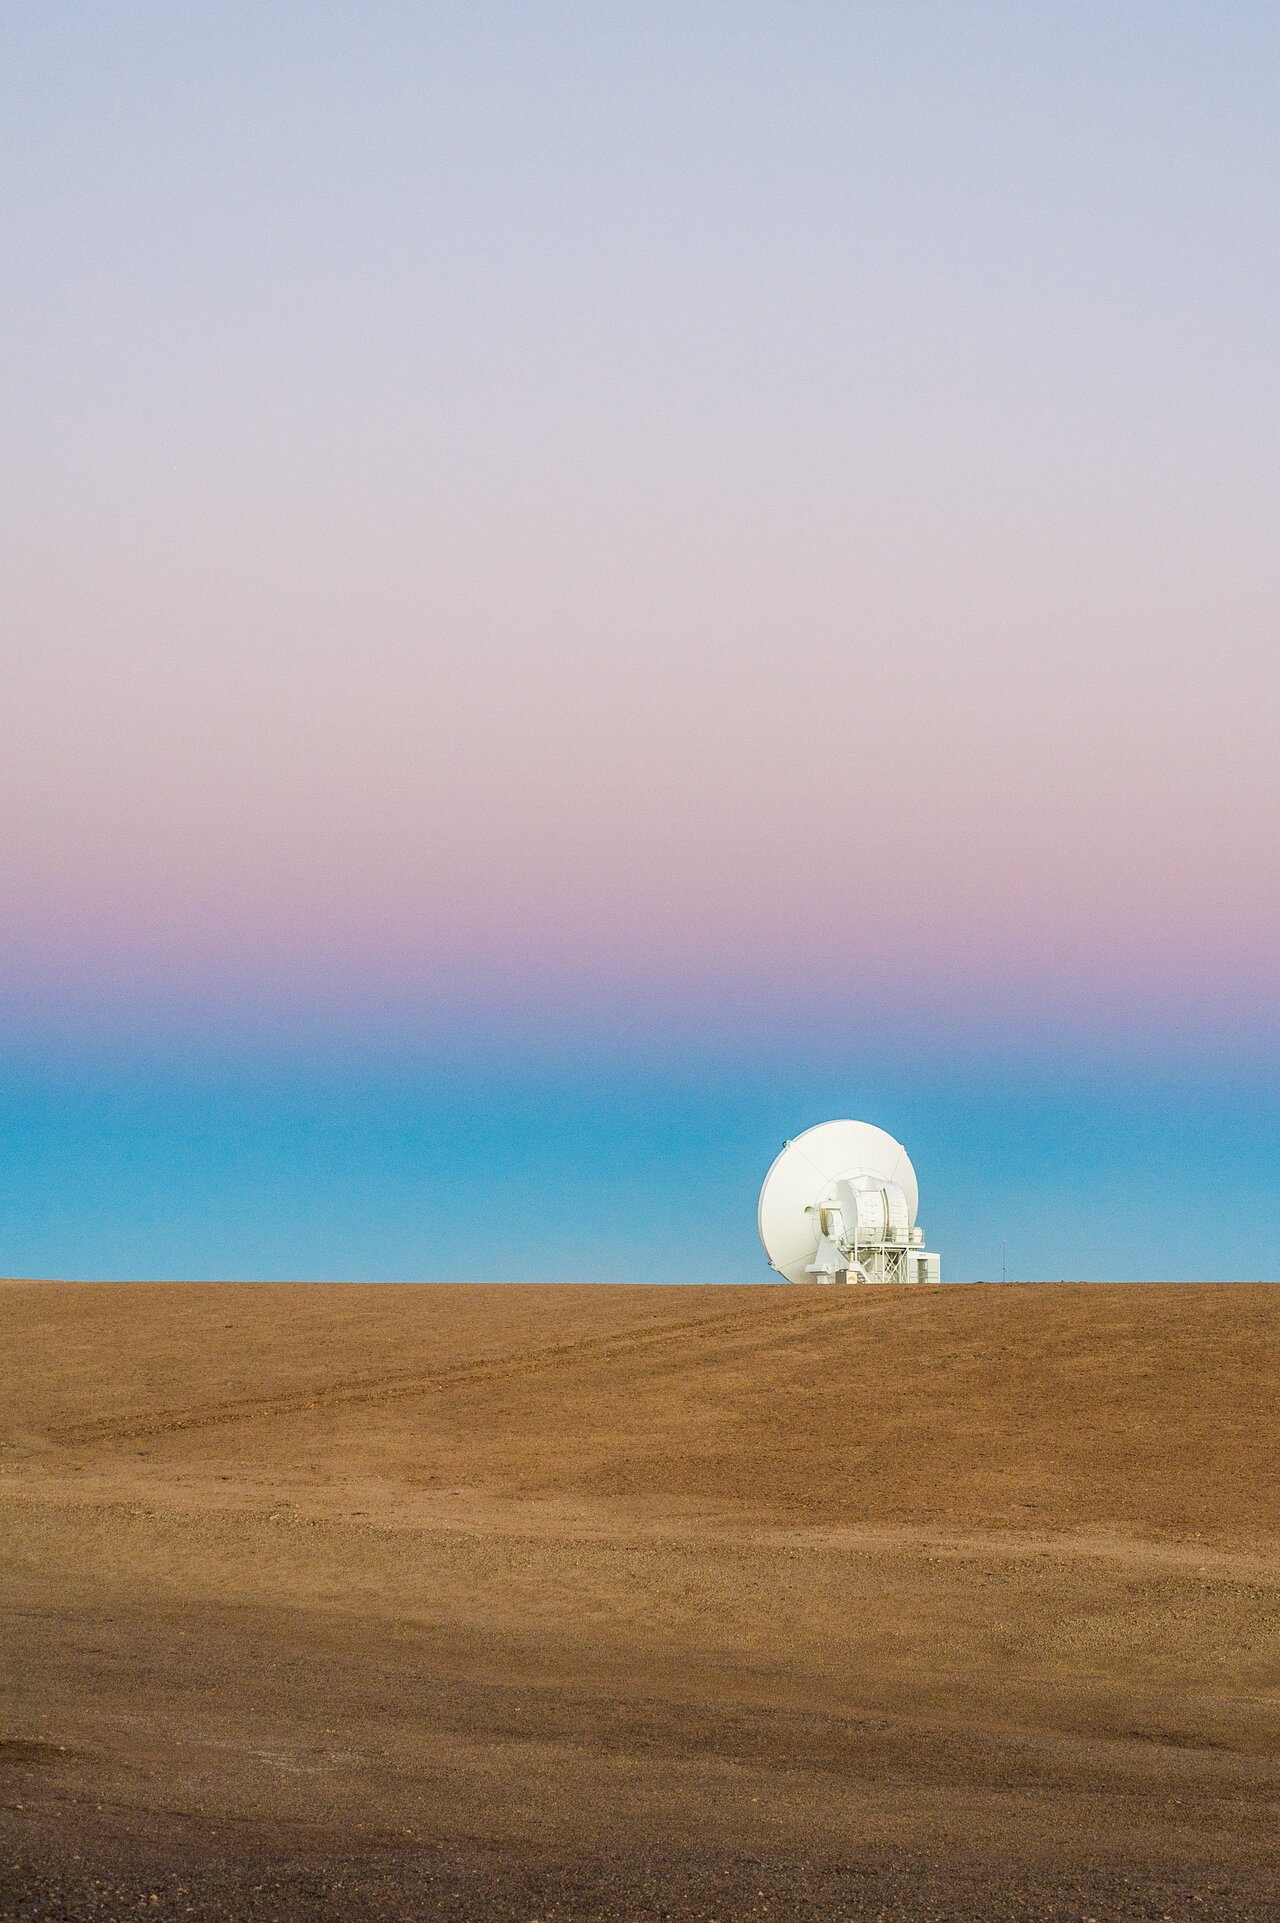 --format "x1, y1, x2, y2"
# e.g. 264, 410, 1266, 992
3, 1839, 1278, 1923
